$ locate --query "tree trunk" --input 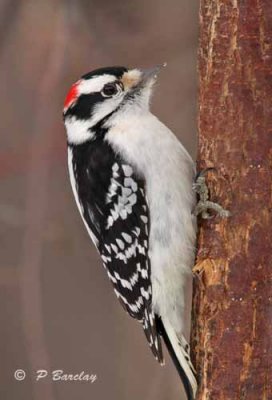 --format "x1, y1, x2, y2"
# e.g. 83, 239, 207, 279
192, 1, 272, 399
